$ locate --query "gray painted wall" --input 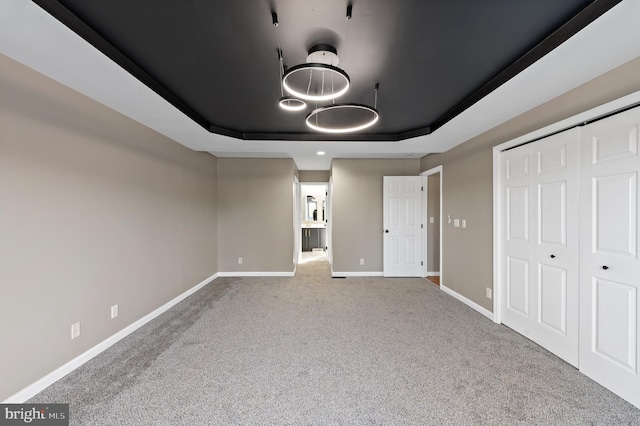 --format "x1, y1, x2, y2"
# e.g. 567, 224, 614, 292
420, 56, 640, 312
217, 158, 296, 273
0, 54, 218, 400
331, 159, 420, 273
3, 48, 640, 402
299, 170, 330, 182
